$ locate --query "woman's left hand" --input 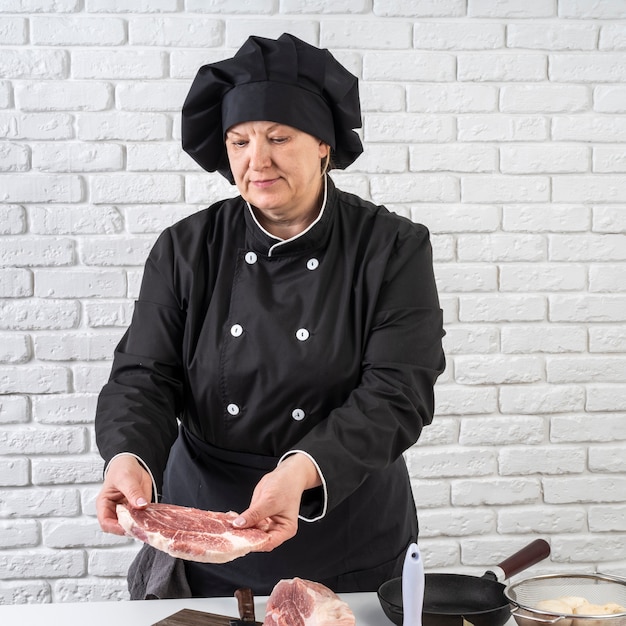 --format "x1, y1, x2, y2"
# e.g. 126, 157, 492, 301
232, 452, 321, 551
